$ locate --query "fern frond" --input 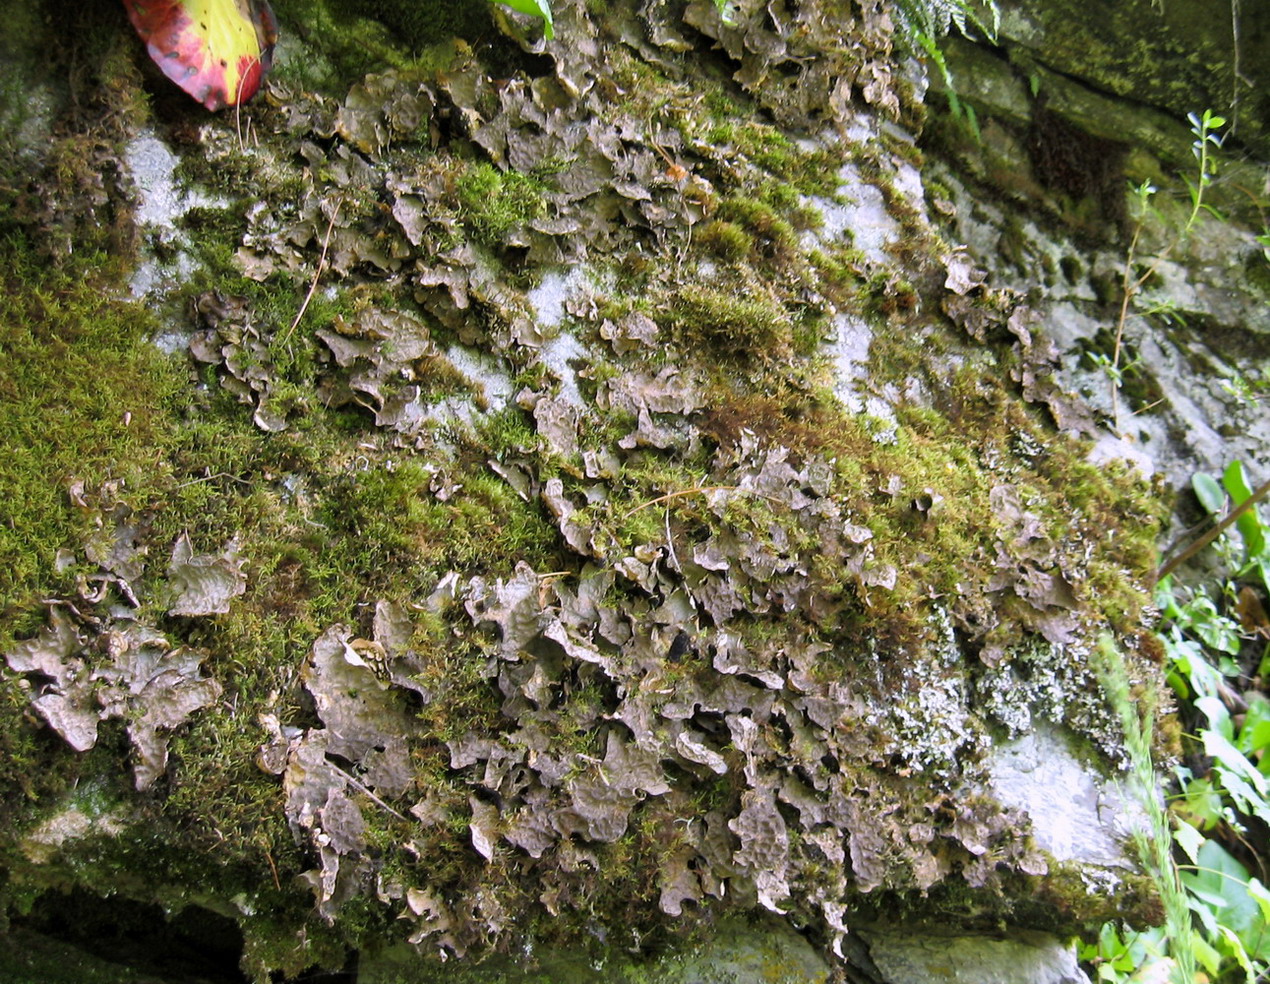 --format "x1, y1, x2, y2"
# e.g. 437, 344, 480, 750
890, 0, 999, 125
892, 0, 999, 43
